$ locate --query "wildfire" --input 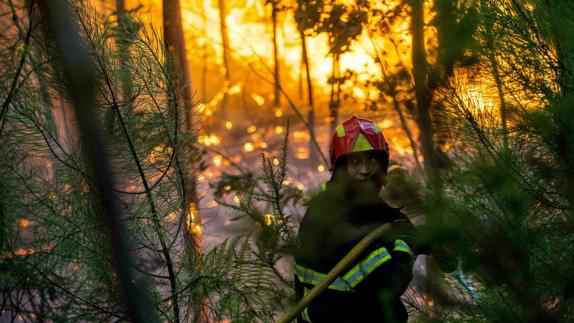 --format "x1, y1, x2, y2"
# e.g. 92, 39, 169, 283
213, 155, 223, 167
18, 219, 32, 228
243, 142, 255, 152
246, 125, 257, 134
187, 203, 203, 236
263, 213, 274, 226
274, 126, 284, 134
198, 134, 221, 146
